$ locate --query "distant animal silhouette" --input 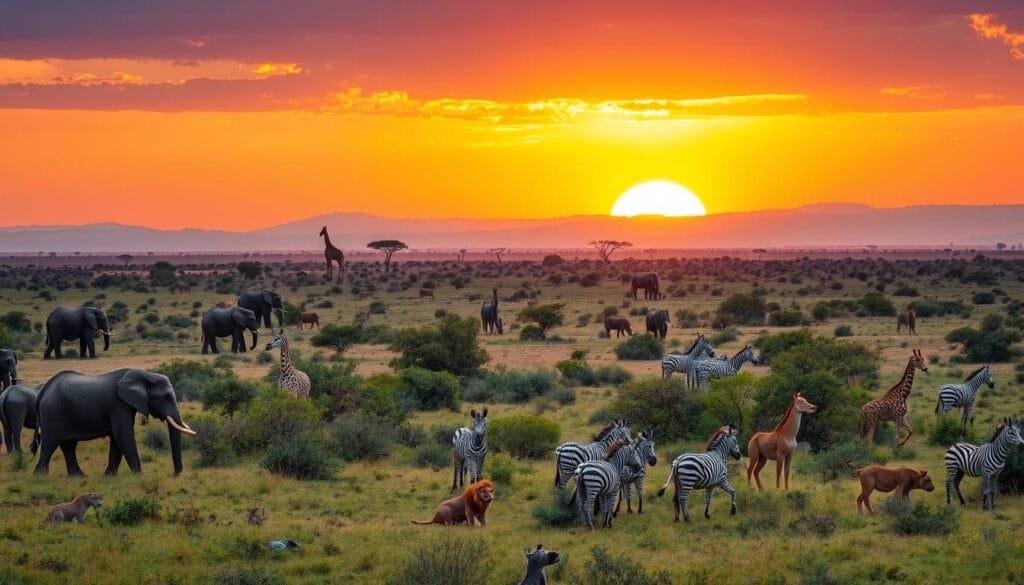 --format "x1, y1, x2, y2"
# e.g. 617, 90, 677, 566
897, 309, 916, 334
603, 316, 633, 337
319, 226, 344, 281
419, 288, 434, 299
630, 273, 661, 300
481, 288, 503, 334
297, 312, 320, 330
